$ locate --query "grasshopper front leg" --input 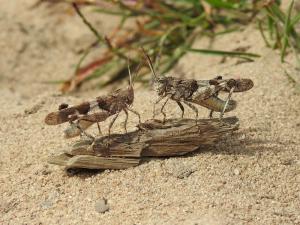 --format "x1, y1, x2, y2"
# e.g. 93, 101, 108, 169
160, 97, 170, 123
108, 113, 120, 137
128, 108, 141, 124
153, 95, 165, 119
